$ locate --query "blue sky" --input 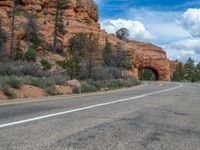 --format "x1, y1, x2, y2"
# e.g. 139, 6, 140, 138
96, 0, 200, 62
